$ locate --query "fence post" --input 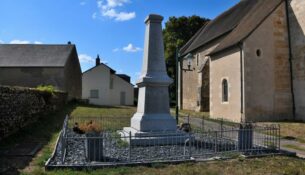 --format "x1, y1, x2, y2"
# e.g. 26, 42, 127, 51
129, 131, 131, 162
220, 118, 223, 138
188, 133, 192, 159
201, 116, 204, 132
278, 124, 281, 151
187, 114, 190, 124
214, 131, 218, 153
